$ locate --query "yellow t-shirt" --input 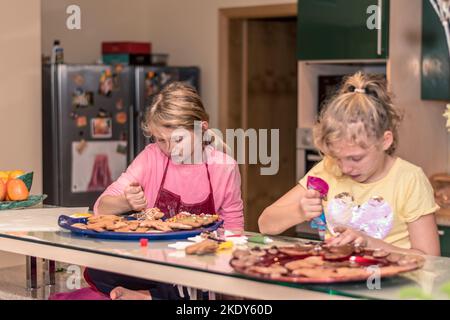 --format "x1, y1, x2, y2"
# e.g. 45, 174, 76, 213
299, 157, 439, 249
